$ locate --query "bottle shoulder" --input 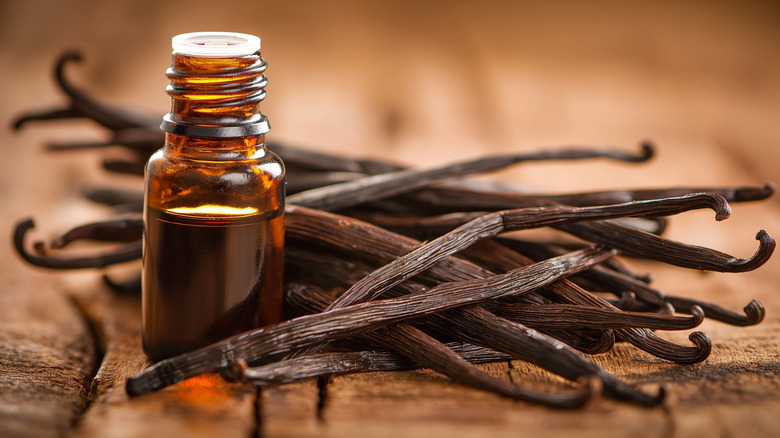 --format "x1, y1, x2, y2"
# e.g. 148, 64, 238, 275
147, 146, 284, 177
